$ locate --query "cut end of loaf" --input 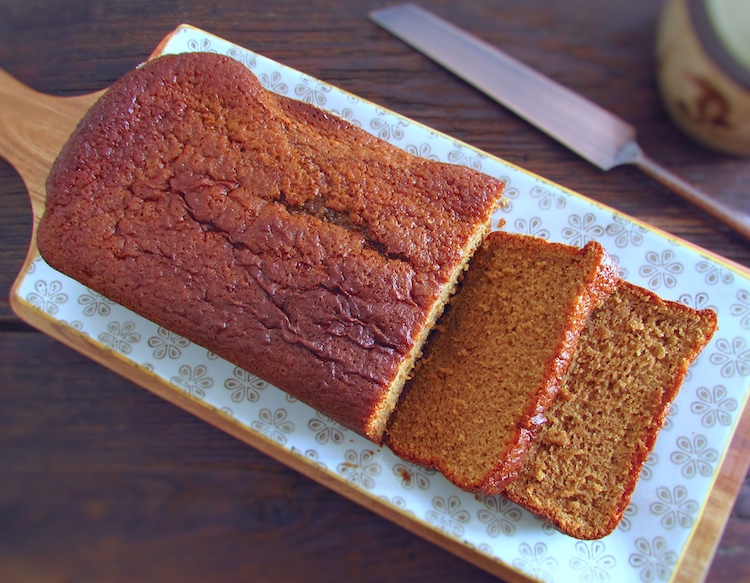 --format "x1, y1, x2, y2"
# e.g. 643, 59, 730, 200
366, 216, 506, 442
